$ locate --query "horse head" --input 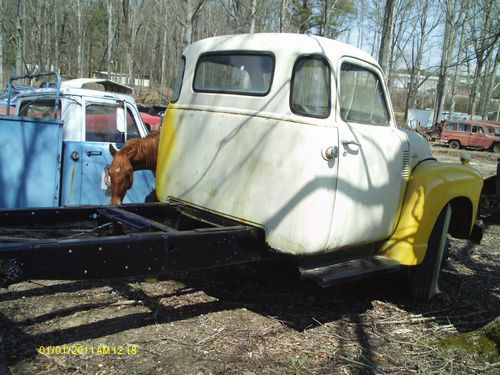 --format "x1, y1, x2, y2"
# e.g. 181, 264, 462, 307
108, 144, 134, 205
107, 132, 160, 205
